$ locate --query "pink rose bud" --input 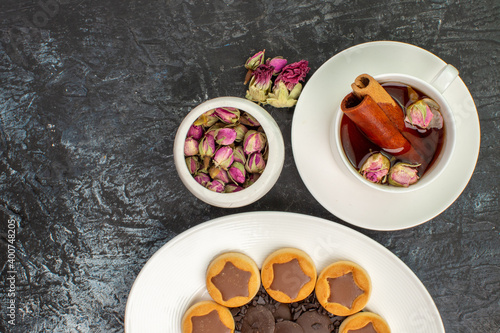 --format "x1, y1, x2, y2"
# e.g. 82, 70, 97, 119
194, 172, 211, 187
205, 123, 224, 138
252, 64, 274, 89
233, 124, 249, 142
228, 162, 246, 184
213, 146, 234, 170
388, 162, 420, 187
187, 124, 203, 140
244, 173, 261, 188
185, 156, 200, 174
198, 135, 215, 158
267, 56, 288, 74
275, 59, 310, 90
232, 145, 246, 164
245, 152, 266, 173
359, 153, 390, 184
239, 112, 260, 127
207, 180, 225, 193
245, 50, 265, 70
194, 109, 219, 127
244, 50, 265, 84
224, 183, 244, 193
209, 166, 230, 184
405, 98, 443, 130
245, 64, 274, 103
184, 137, 199, 156
243, 130, 267, 155
215, 127, 237, 145
215, 107, 240, 124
